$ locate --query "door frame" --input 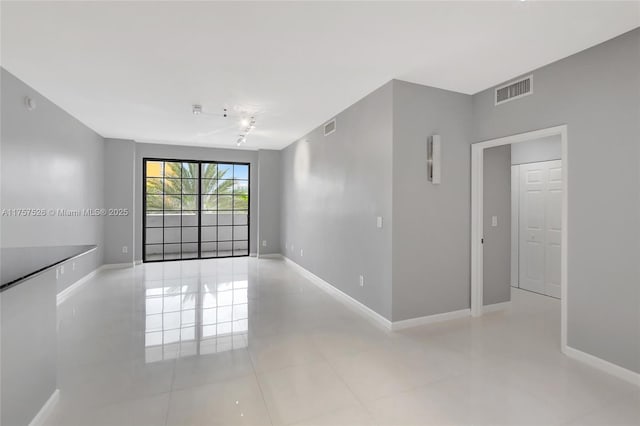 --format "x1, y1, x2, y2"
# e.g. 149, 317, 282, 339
142, 157, 251, 263
471, 125, 568, 352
